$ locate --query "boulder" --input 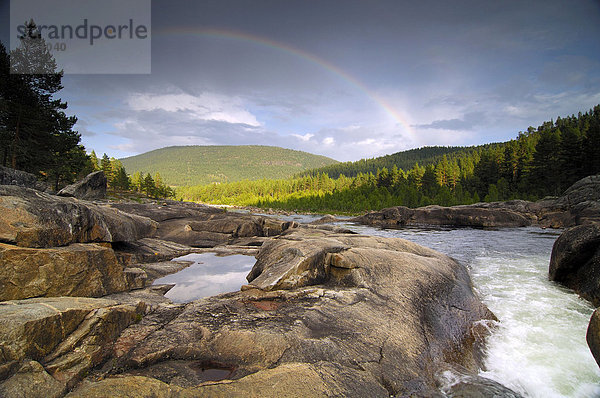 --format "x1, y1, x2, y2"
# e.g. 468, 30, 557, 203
57, 171, 107, 200
69, 228, 496, 397
549, 223, 600, 305
309, 214, 339, 225
0, 185, 157, 248
65, 375, 181, 398
349, 175, 600, 229
0, 361, 65, 398
353, 204, 531, 228
0, 165, 47, 191
0, 242, 128, 301
556, 174, 600, 208
440, 371, 524, 397
587, 309, 600, 369
538, 174, 600, 227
